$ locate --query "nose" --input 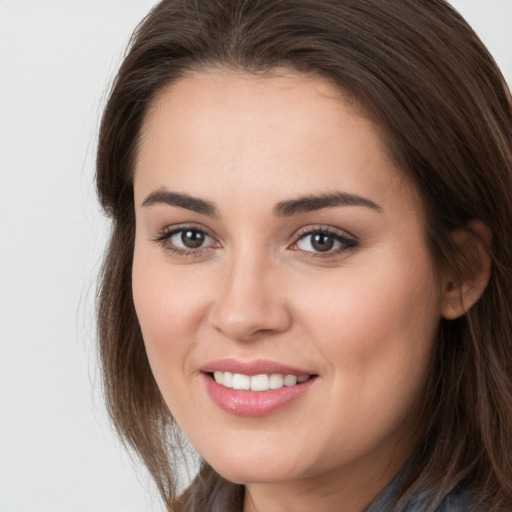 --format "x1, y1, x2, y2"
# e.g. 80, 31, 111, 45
207, 251, 292, 342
